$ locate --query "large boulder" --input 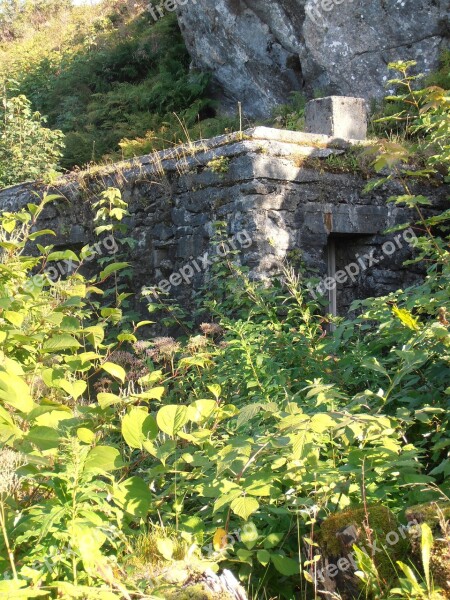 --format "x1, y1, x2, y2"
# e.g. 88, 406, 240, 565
176, 0, 449, 117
